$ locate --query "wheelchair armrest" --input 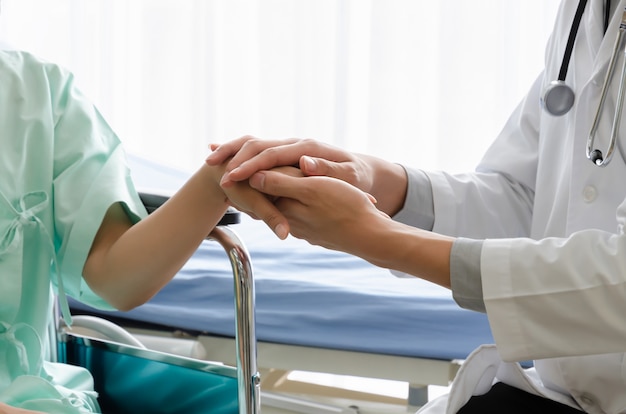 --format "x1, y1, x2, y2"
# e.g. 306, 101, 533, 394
139, 192, 240, 225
